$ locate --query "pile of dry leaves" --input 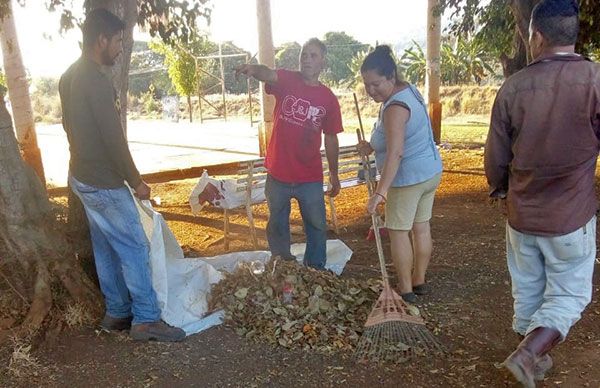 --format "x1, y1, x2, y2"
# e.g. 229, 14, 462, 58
209, 259, 381, 354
